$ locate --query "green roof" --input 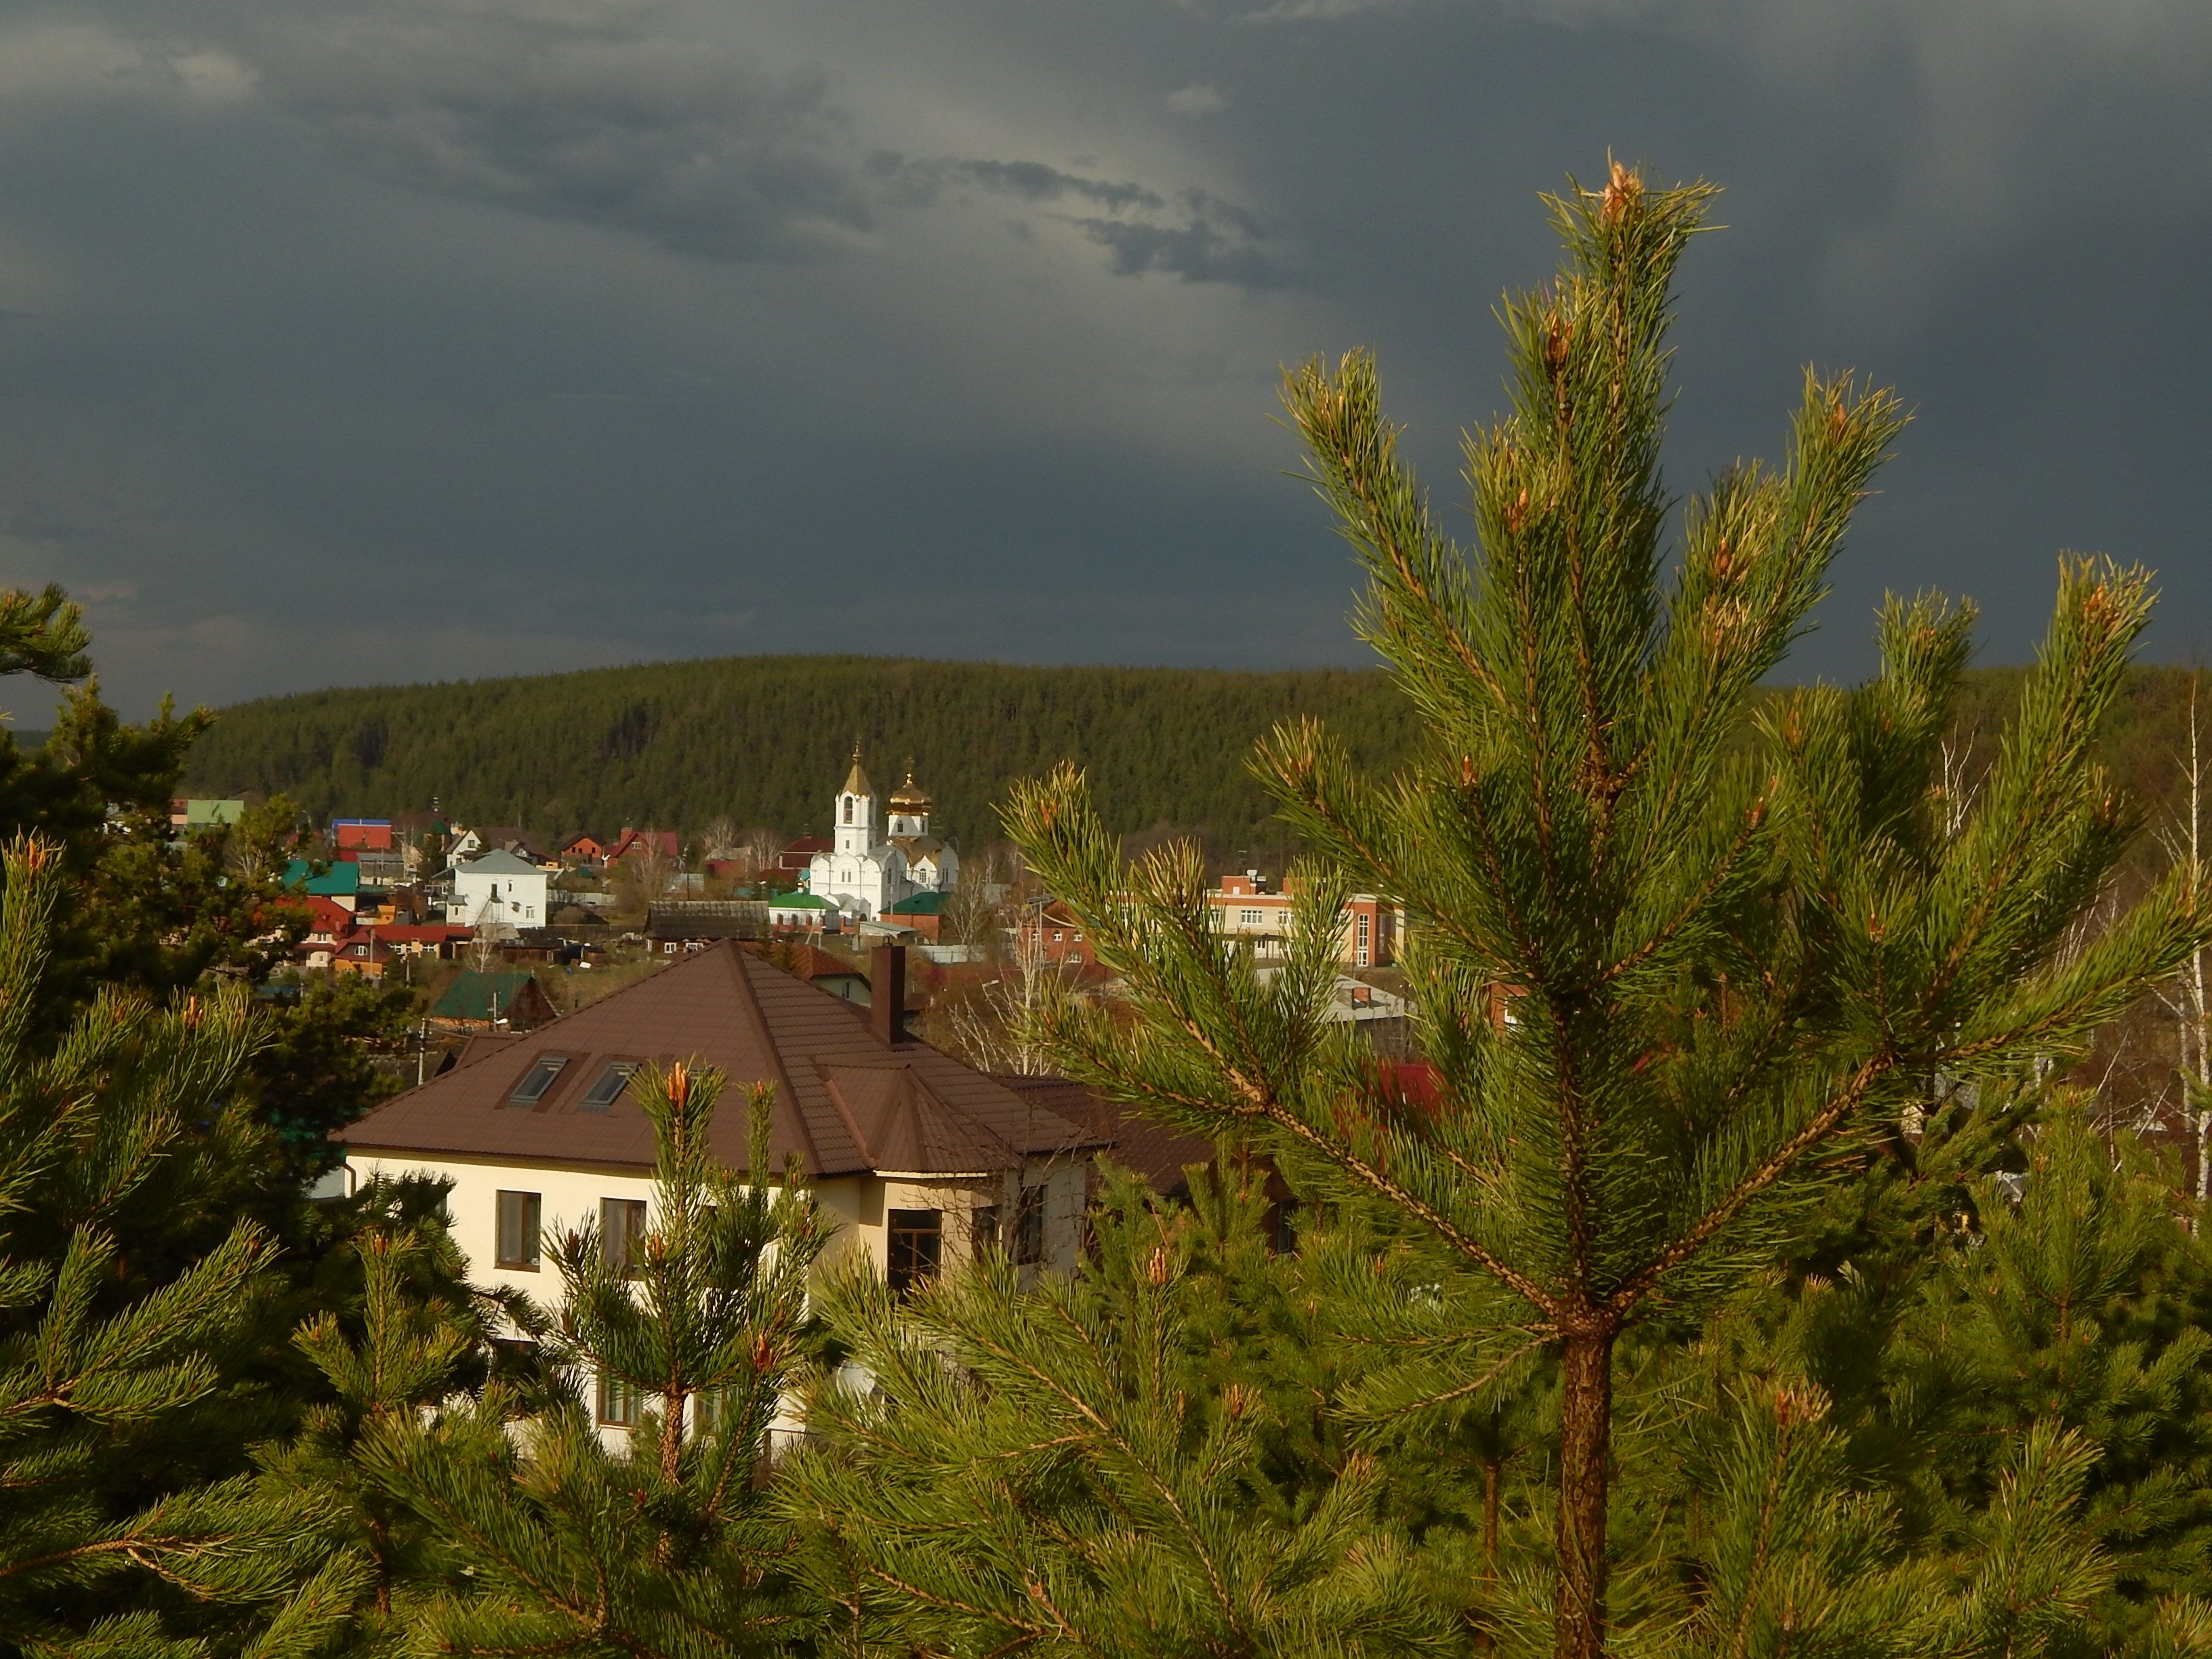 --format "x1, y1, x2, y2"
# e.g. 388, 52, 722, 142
432, 972, 537, 1022
885, 890, 951, 916
769, 890, 832, 909
284, 859, 361, 897
180, 798, 245, 827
